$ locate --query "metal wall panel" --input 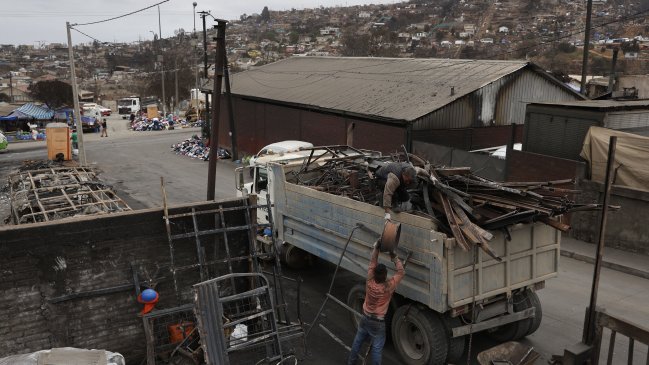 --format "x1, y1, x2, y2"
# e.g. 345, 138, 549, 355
605, 111, 649, 129
414, 69, 580, 130
524, 112, 598, 160
221, 96, 408, 156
